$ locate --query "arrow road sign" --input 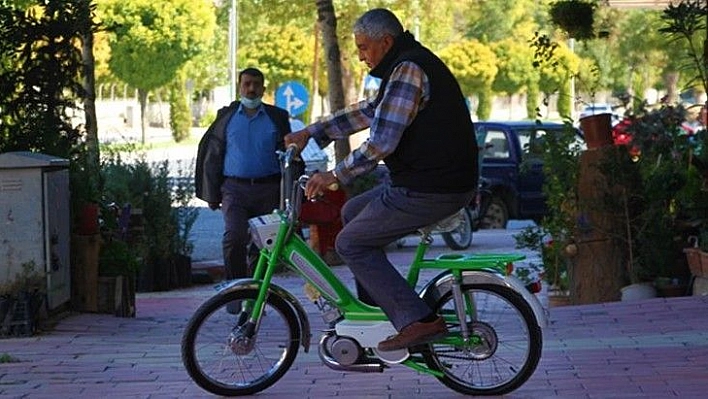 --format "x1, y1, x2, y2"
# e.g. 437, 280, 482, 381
275, 81, 309, 116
